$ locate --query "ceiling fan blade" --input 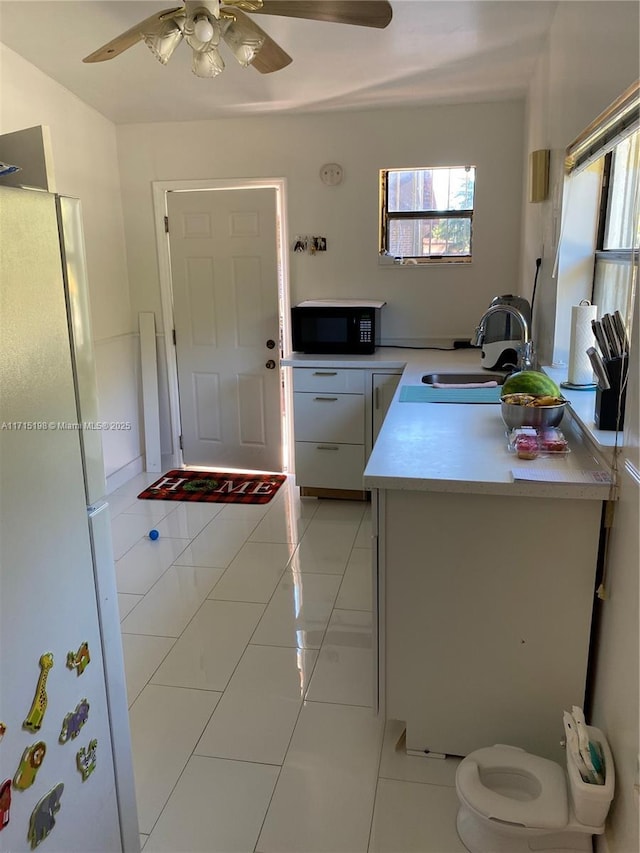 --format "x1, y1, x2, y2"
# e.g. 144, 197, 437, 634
82, 7, 184, 62
232, 10, 293, 73
251, 0, 392, 28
